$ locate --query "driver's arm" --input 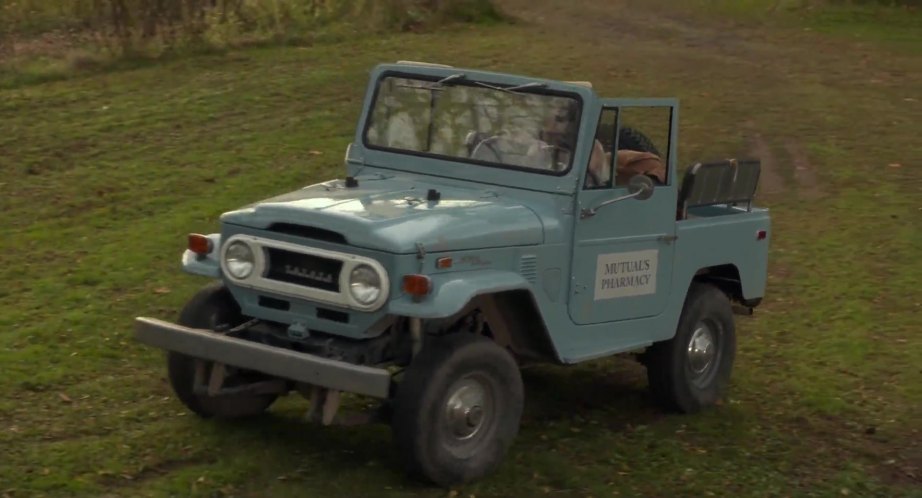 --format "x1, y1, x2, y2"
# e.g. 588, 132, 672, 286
585, 139, 611, 187
615, 150, 665, 186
